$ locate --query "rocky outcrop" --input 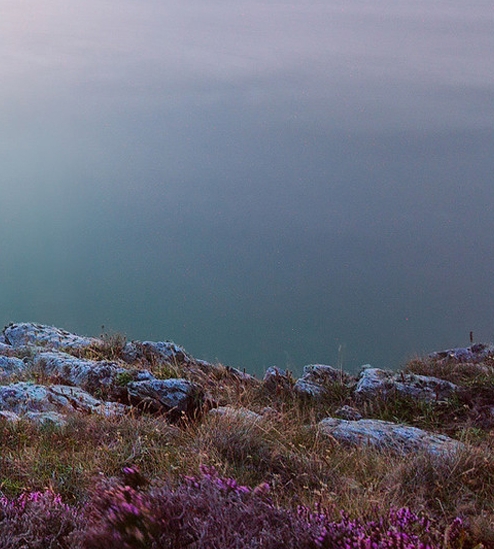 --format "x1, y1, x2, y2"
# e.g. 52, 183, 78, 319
429, 343, 494, 363
0, 321, 485, 461
3, 322, 102, 350
0, 323, 207, 423
355, 366, 458, 402
318, 417, 463, 457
